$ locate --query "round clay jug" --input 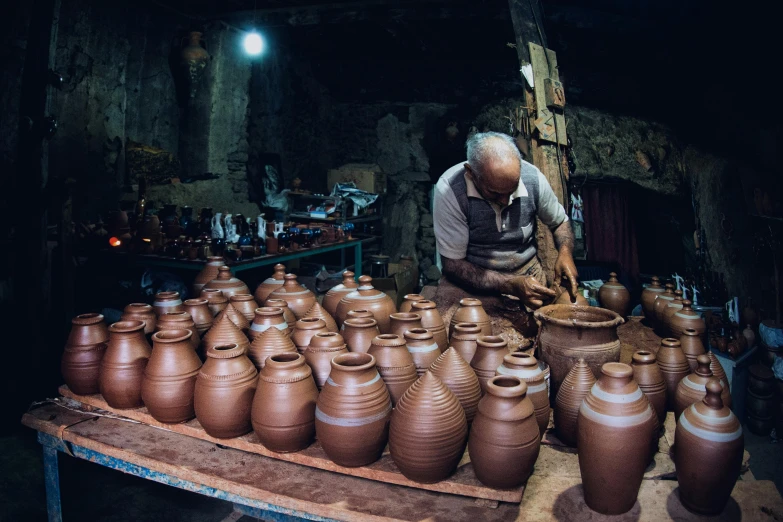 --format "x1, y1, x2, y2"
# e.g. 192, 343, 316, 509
100, 320, 151, 408
304, 301, 338, 333
653, 283, 676, 328
707, 352, 728, 385
471, 336, 510, 393
534, 304, 623, 399
252, 353, 319, 452
335, 276, 397, 333
598, 272, 631, 317
344, 308, 374, 323
469, 375, 541, 488
631, 350, 667, 425
496, 352, 550, 437
554, 358, 596, 447
265, 299, 296, 335
66, 313, 109, 347
367, 334, 418, 405
389, 372, 468, 483
153, 291, 184, 317
248, 326, 296, 369
254, 263, 286, 303
577, 362, 656, 515
229, 294, 259, 324
248, 307, 289, 340
200, 288, 228, 316
403, 328, 440, 377
411, 300, 448, 353
193, 256, 225, 296
680, 328, 706, 371
183, 299, 213, 335
661, 290, 684, 337
292, 318, 328, 353
429, 347, 482, 423
675, 354, 731, 418
215, 302, 249, 332
305, 332, 348, 389
121, 303, 157, 335
156, 311, 200, 352
388, 312, 423, 340
669, 300, 706, 339
399, 293, 425, 313
203, 266, 250, 300
640, 276, 664, 320
142, 329, 203, 423
656, 338, 691, 411
315, 352, 392, 467
450, 322, 482, 364
674, 380, 743, 515
449, 298, 492, 337
322, 271, 358, 317
342, 317, 380, 354
268, 273, 316, 319
202, 313, 249, 355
